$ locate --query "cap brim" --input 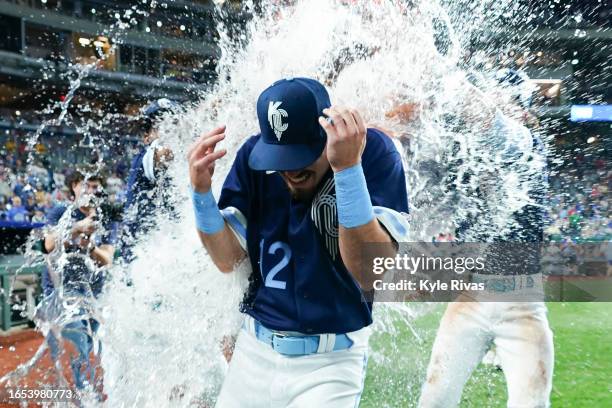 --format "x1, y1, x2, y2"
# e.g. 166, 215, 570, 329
248, 137, 326, 171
